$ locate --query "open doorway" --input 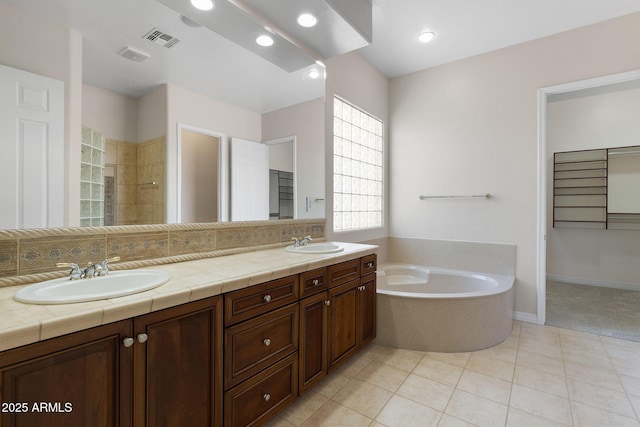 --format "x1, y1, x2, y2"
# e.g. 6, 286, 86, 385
178, 125, 226, 223
538, 70, 640, 341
